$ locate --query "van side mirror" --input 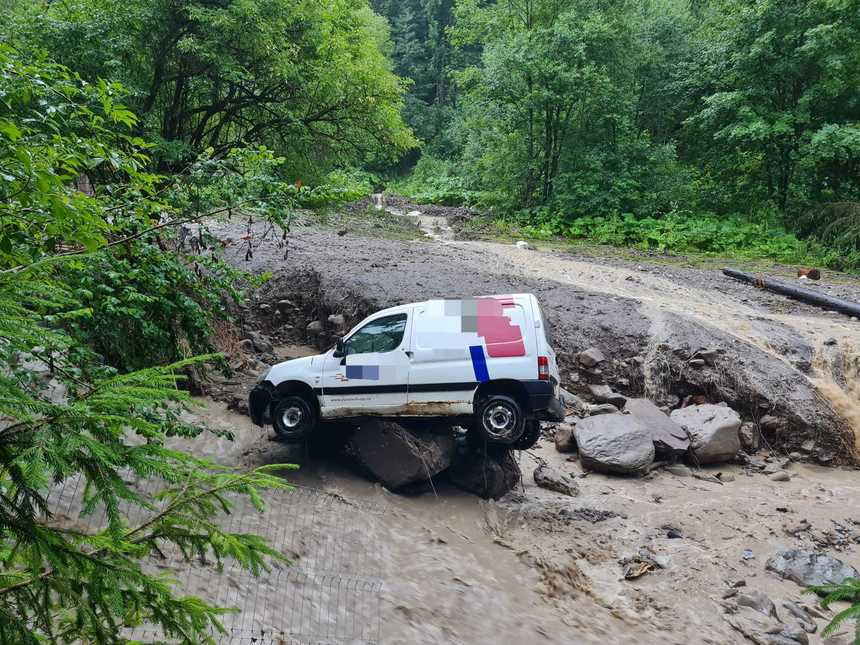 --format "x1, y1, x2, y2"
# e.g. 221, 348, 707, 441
333, 338, 345, 358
